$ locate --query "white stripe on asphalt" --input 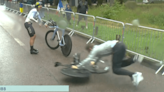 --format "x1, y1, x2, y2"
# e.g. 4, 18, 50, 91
14, 38, 25, 46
